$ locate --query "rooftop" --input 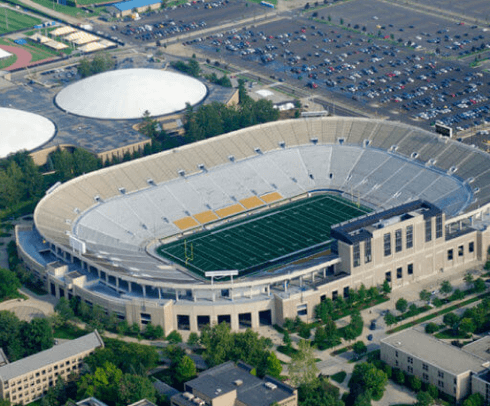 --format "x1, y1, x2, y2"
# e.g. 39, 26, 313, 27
462, 336, 490, 361
181, 361, 296, 406
331, 200, 441, 245
0, 331, 104, 382
114, 0, 160, 11
381, 329, 489, 376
